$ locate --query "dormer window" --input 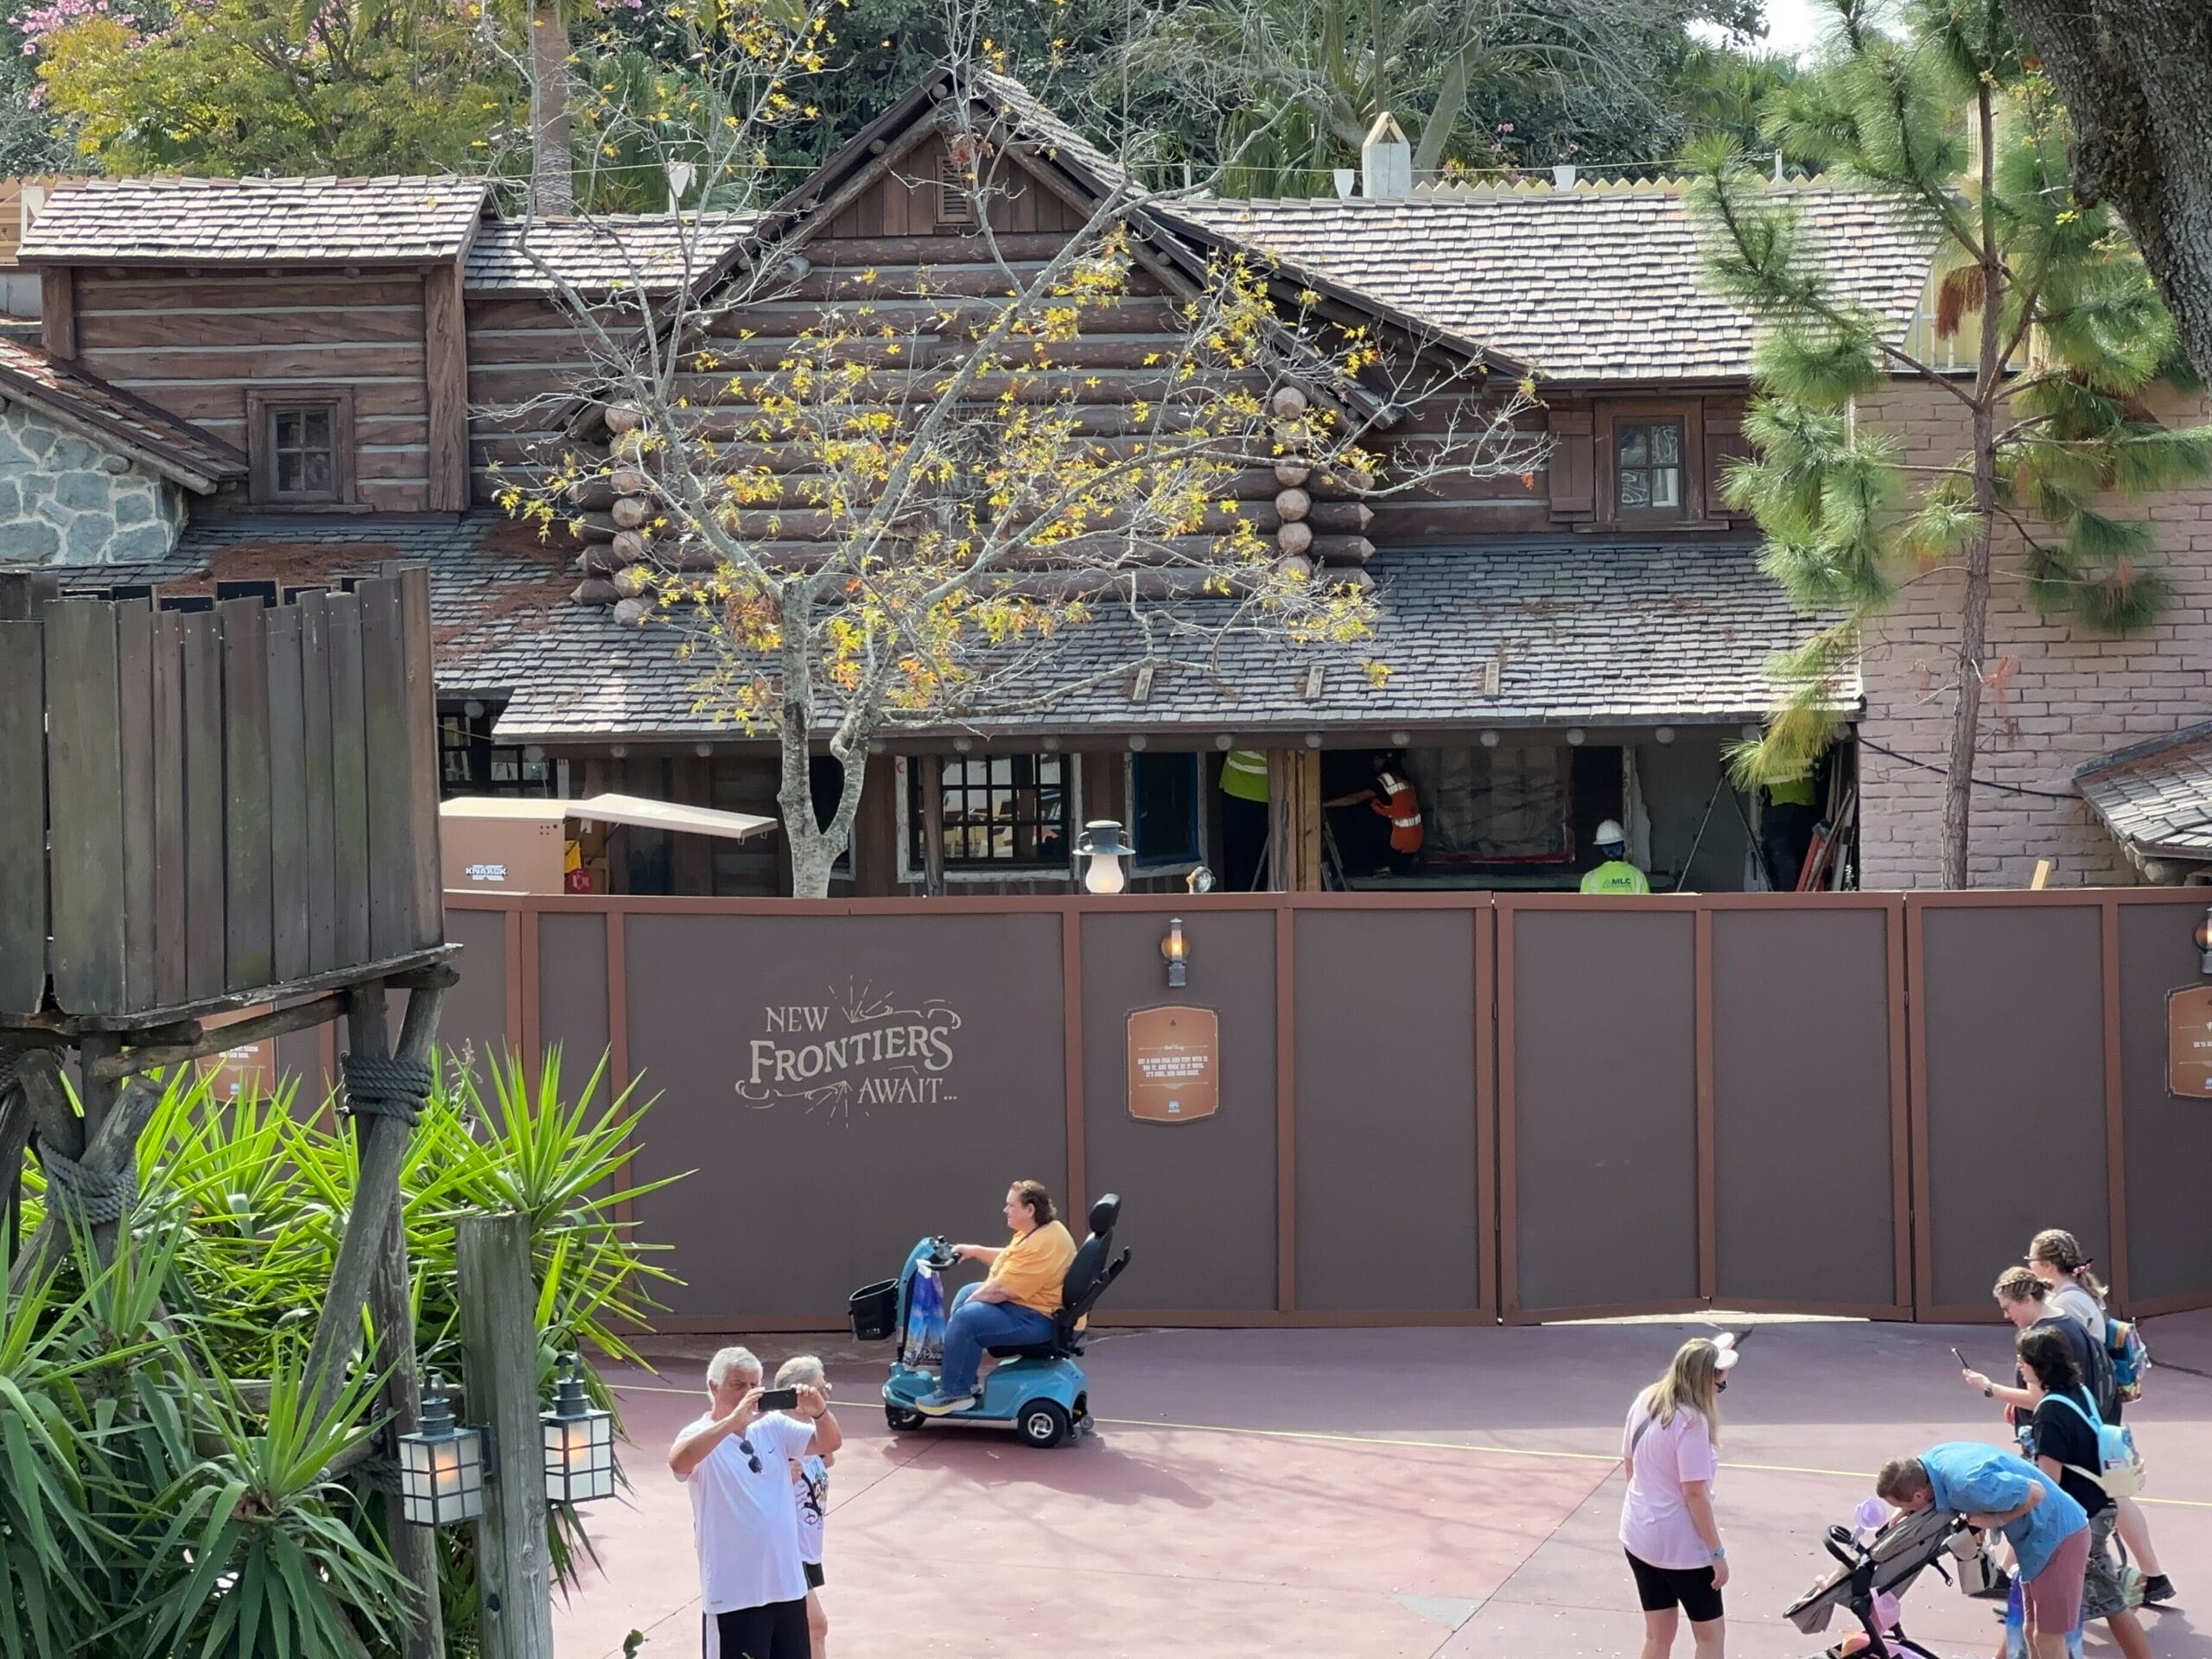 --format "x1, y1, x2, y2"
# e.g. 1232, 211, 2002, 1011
1616, 421, 1682, 514
1597, 401, 1703, 524
246, 385, 355, 507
